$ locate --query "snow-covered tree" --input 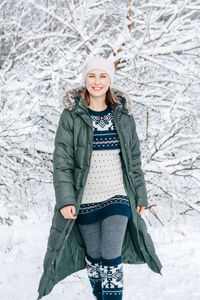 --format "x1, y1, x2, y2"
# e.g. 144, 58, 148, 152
0, 0, 199, 227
